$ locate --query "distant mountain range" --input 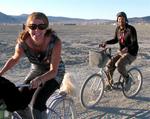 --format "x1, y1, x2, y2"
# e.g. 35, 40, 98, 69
0, 12, 150, 24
